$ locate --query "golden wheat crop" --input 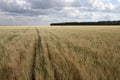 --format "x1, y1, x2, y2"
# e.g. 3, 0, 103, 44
0, 26, 120, 80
